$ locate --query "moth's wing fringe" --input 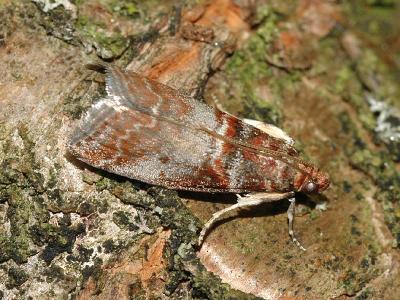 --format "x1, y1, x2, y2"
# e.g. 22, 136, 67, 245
68, 63, 119, 148
85, 62, 127, 105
